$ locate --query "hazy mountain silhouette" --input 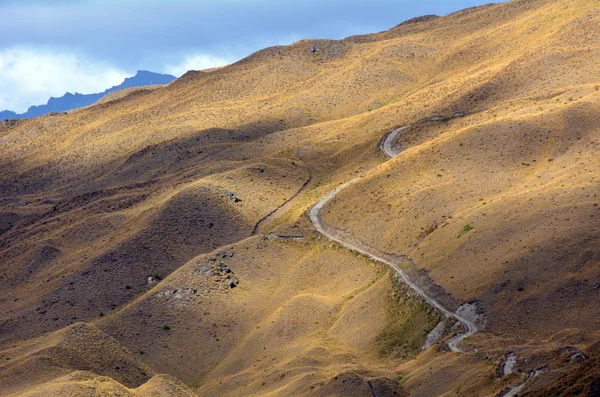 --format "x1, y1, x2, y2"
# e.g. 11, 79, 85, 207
0, 70, 175, 120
